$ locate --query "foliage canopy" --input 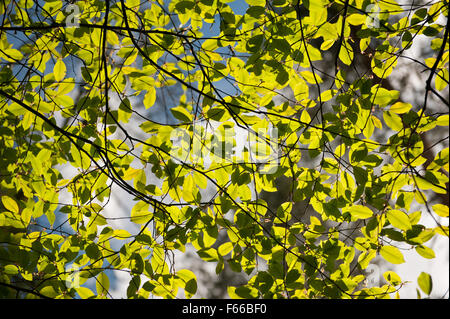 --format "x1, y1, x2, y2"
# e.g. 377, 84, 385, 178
0, 0, 448, 299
